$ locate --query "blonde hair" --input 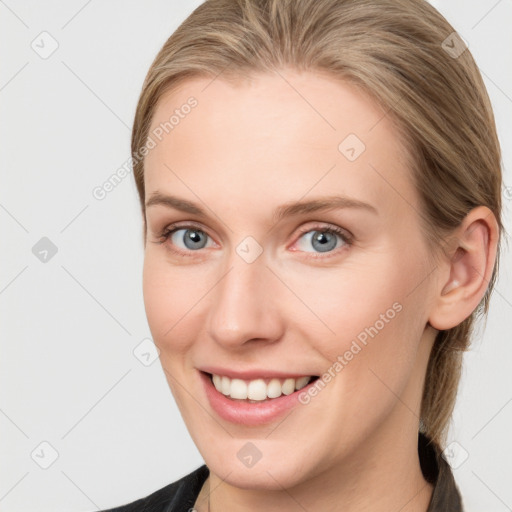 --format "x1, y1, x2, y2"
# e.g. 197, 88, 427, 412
131, 0, 503, 448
